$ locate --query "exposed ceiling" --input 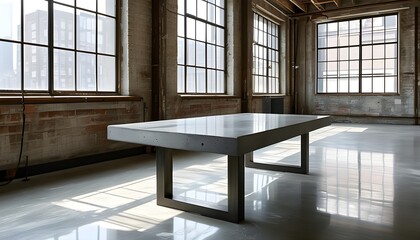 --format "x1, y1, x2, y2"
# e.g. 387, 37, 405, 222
266, 0, 418, 16
266, 0, 344, 14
